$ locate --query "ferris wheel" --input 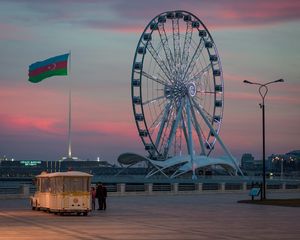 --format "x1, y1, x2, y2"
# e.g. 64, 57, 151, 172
130, 10, 242, 178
